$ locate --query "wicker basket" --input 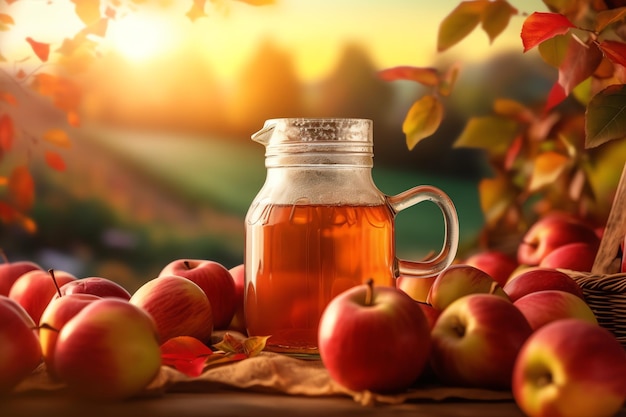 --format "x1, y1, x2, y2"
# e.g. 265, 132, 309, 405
562, 162, 626, 348
564, 270, 626, 348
